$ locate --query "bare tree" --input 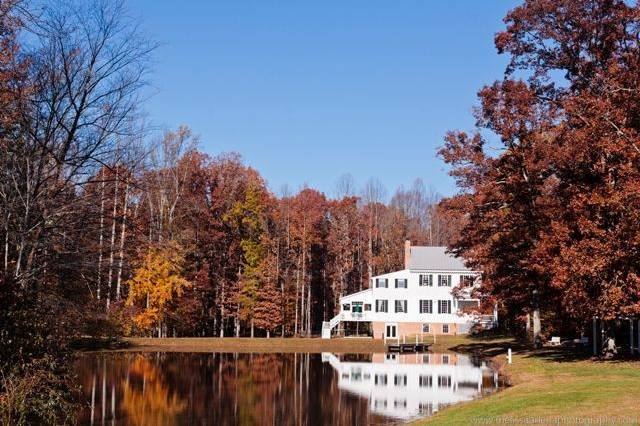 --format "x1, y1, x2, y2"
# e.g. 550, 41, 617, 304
144, 126, 198, 243
360, 178, 387, 280
333, 173, 356, 199
6, 0, 155, 286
